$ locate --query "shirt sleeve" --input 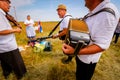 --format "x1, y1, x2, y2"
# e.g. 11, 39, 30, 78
31, 19, 34, 25
0, 14, 11, 31
63, 17, 70, 28
60, 16, 71, 30
24, 20, 27, 24
90, 12, 117, 49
